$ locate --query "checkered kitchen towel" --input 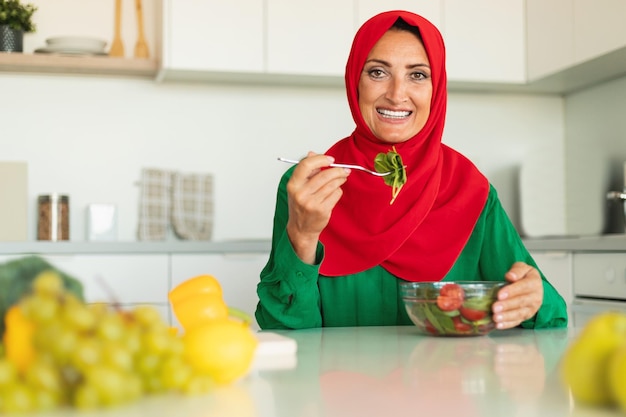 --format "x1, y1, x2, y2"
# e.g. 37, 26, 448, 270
170, 172, 214, 240
137, 168, 173, 241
